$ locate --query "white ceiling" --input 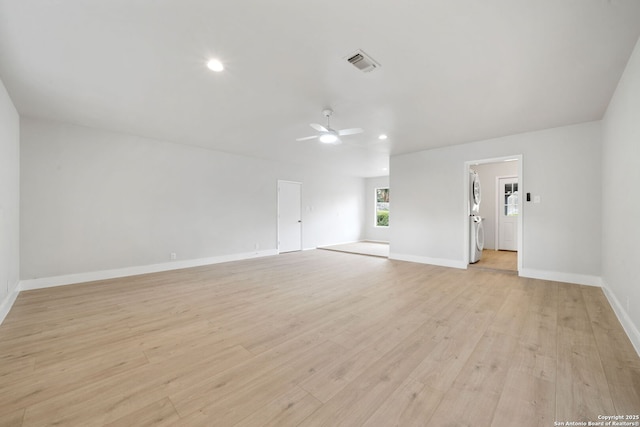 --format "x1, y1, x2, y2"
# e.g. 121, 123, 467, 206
1, 1, 639, 177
